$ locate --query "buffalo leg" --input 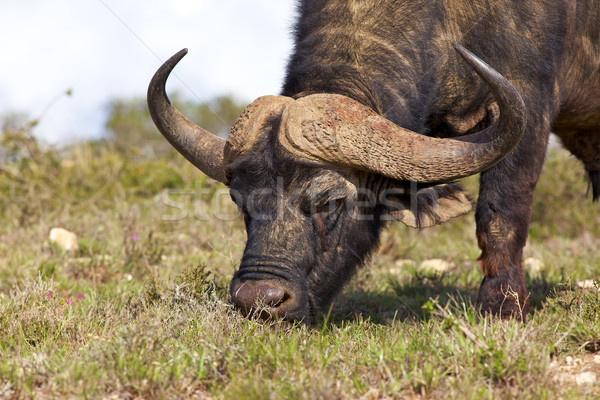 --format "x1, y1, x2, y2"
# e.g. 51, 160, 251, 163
475, 119, 550, 319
